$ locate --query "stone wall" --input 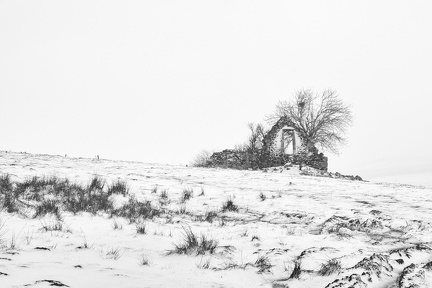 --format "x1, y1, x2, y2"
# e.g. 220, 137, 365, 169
208, 149, 250, 169
208, 148, 328, 171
